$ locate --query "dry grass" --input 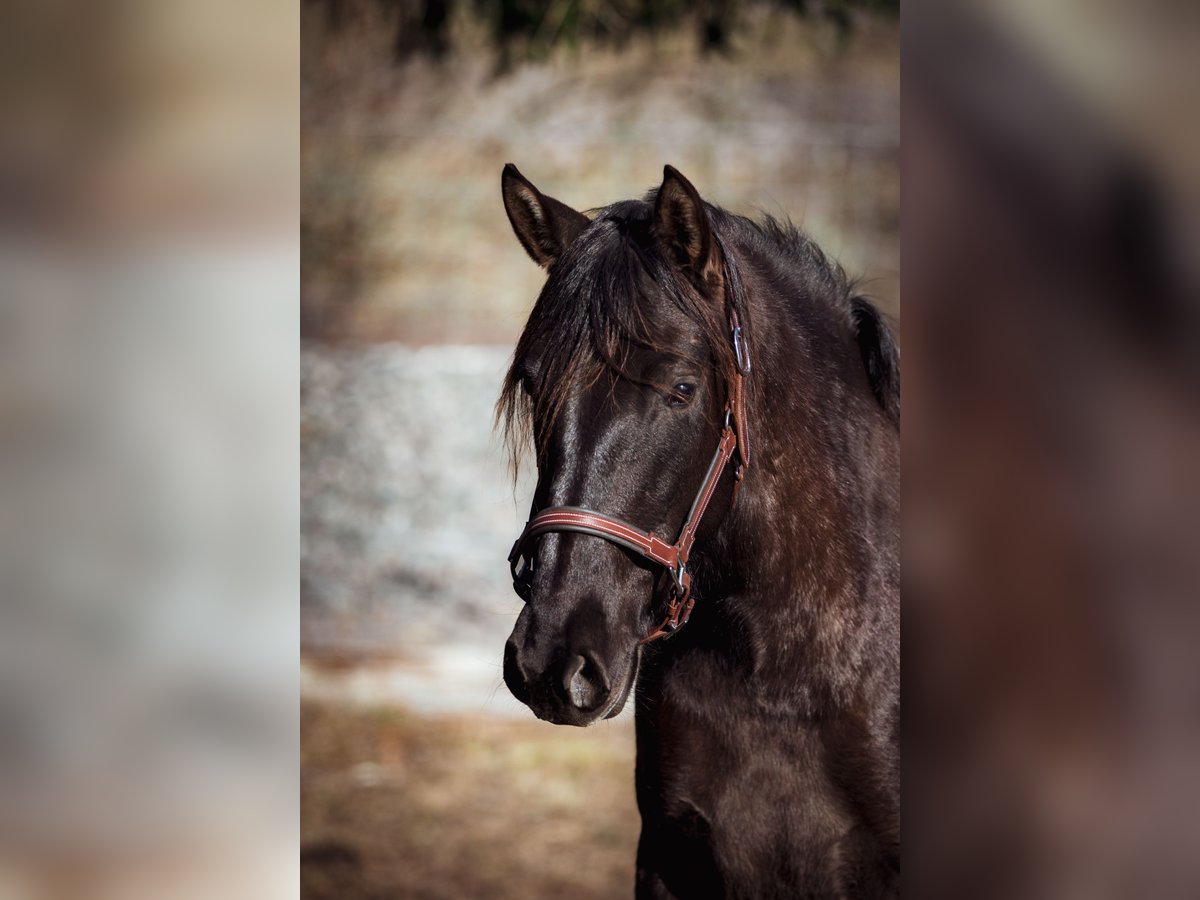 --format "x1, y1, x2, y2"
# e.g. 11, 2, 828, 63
301, 701, 639, 899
